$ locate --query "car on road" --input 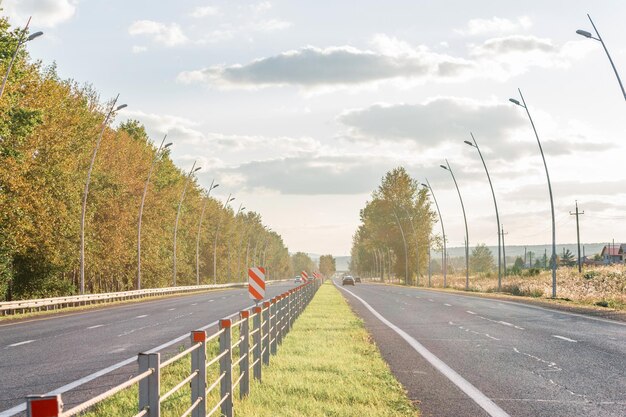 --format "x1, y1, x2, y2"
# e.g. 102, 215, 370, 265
342, 275, 355, 285
354, 276, 362, 283
294, 276, 302, 283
